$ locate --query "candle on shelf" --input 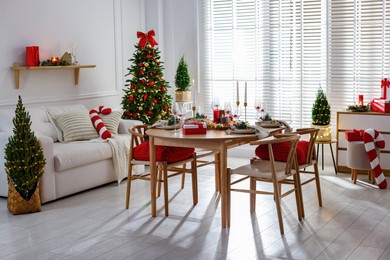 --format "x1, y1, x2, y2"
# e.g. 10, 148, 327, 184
244, 82, 247, 103
236, 81, 239, 103
50, 57, 59, 63
358, 94, 364, 106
